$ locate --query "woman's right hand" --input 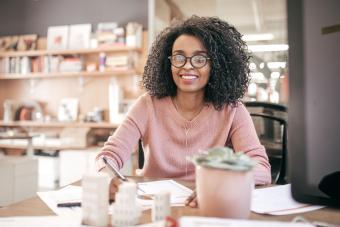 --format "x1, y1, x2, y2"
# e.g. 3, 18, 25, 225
185, 190, 198, 208
109, 177, 122, 201
98, 164, 123, 202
